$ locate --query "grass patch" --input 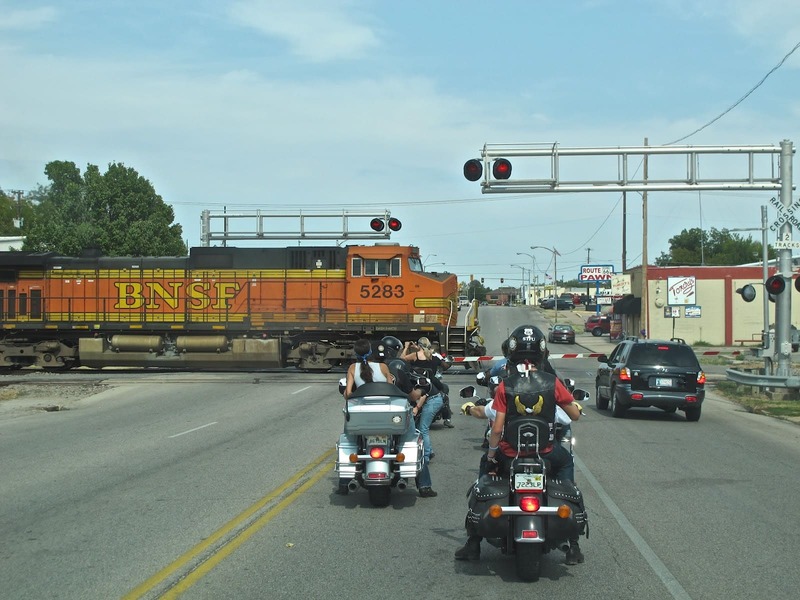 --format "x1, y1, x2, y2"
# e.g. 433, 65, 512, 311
714, 381, 800, 419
